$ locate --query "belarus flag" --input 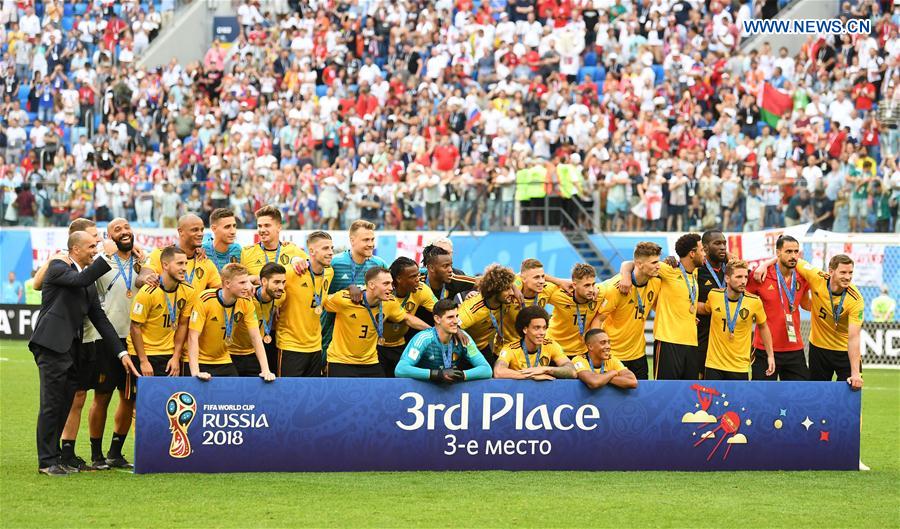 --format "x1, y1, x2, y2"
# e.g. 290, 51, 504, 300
759, 82, 792, 129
